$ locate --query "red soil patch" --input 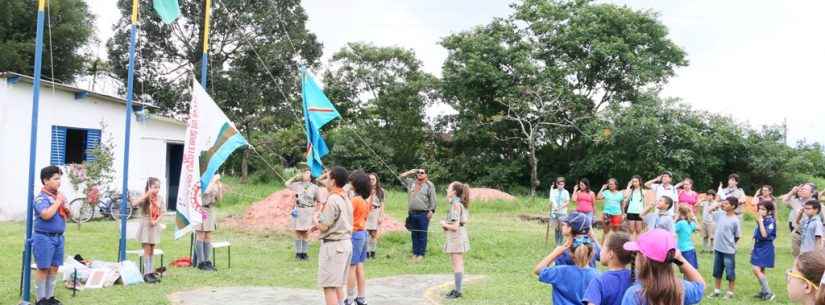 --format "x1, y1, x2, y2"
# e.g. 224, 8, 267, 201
469, 188, 516, 202
224, 189, 405, 237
